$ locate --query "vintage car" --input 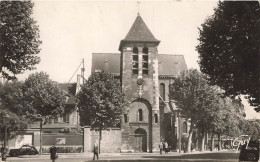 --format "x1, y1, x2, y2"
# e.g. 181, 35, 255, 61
9, 145, 39, 157
239, 141, 259, 162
